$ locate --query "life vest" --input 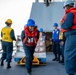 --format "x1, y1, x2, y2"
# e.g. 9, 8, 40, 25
23, 26, 39, 46
1, 27, 13, 42
52, 29, 60, 42
61, 7, 76, 32
59, 31, 63, 40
